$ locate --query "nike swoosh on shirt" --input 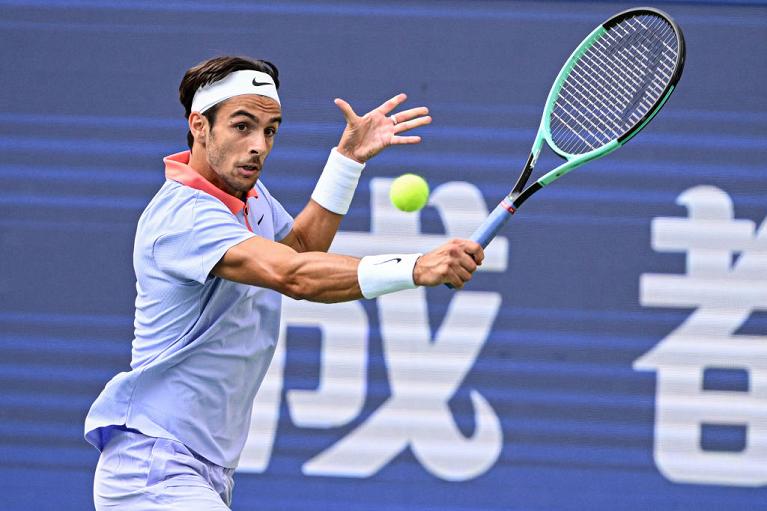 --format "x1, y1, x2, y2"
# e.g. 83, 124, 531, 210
257, 214, 265, 225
